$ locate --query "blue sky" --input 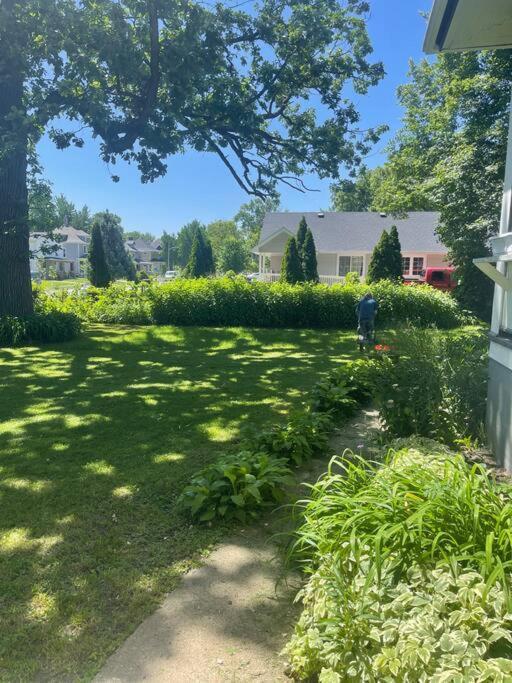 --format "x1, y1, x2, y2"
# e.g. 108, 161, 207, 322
36, 0, 432, 236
